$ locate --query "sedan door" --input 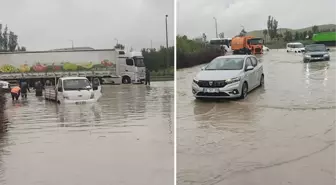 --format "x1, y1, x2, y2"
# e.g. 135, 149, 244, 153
244, 58, 255, 90
250, 56, 262, 88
